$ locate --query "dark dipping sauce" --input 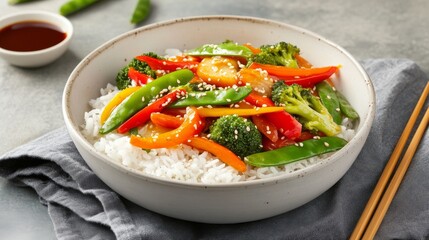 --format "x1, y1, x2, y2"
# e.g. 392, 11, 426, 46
0, 21, 67, 52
